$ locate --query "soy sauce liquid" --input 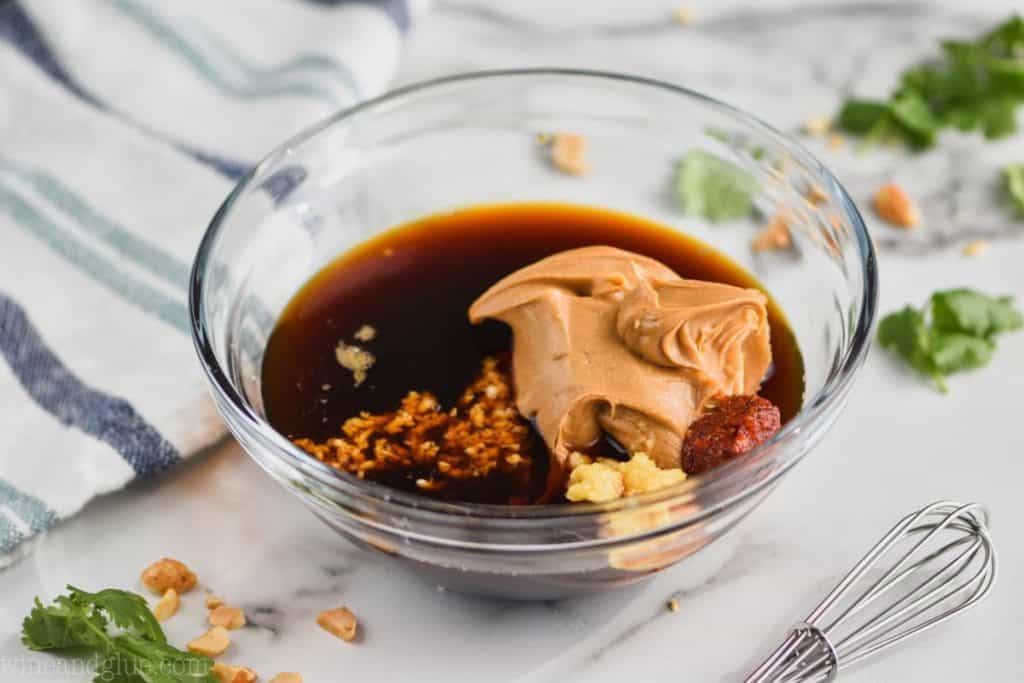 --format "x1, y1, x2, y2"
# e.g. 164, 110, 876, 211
262, 203, 805, 501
